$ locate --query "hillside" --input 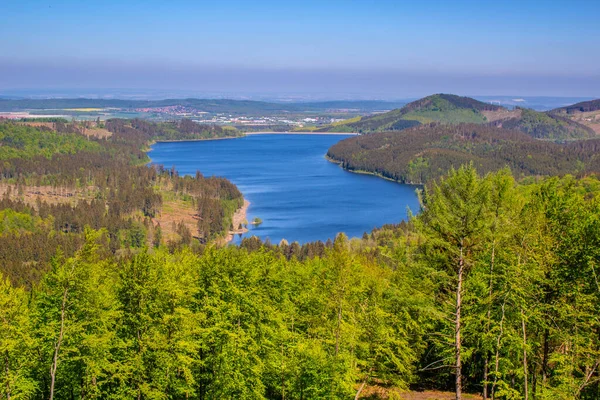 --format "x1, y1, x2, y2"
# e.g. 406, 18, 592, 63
319, 94, 502, 133
0, 119, 244, 286
327, 123, 600, 184
551, 99, 600, 114
550, 98, 600, 135
321, 94, 596, 140
489, 107, 594, 139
